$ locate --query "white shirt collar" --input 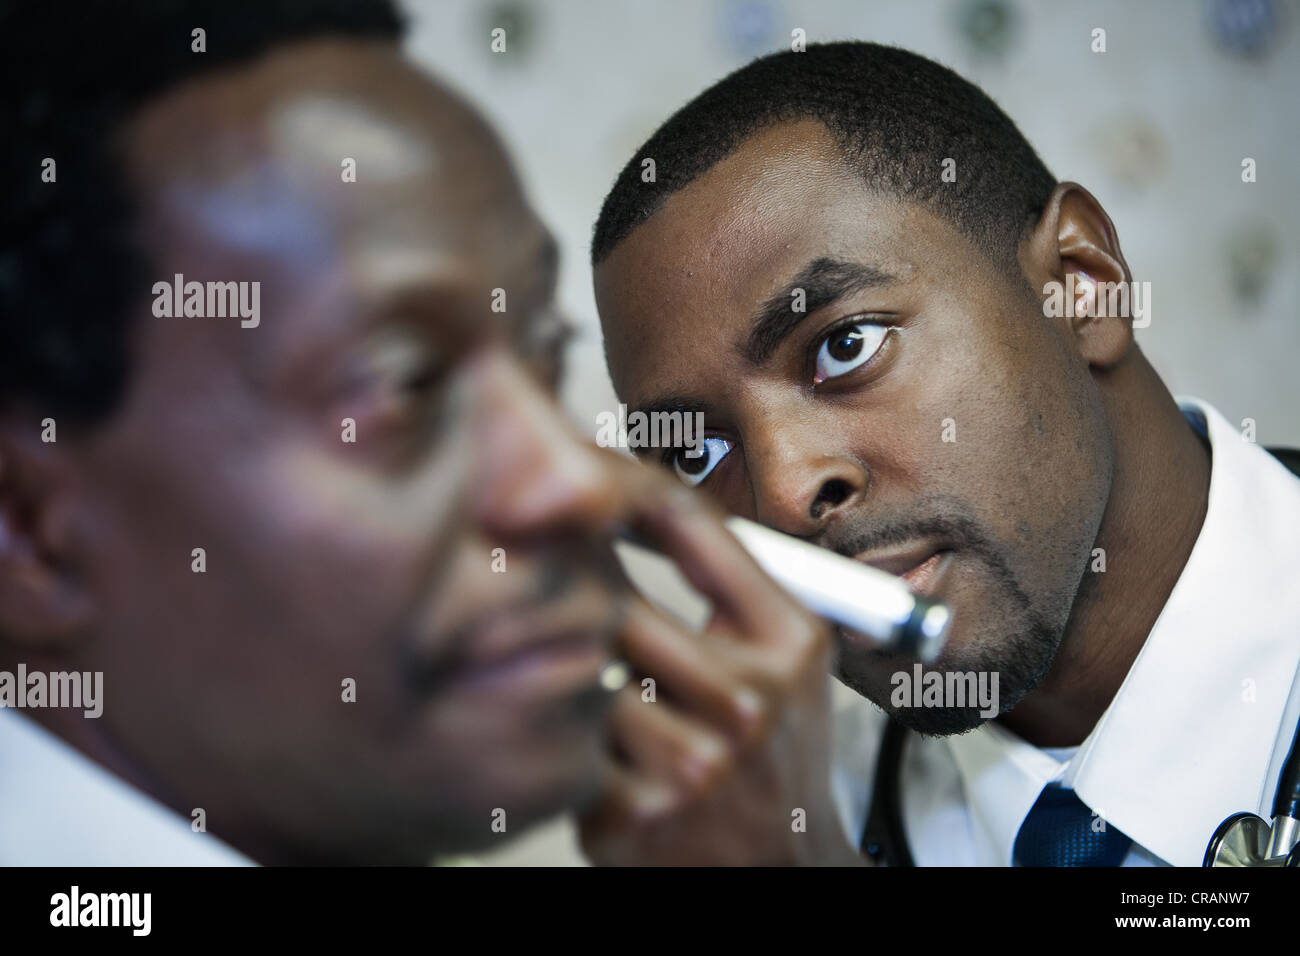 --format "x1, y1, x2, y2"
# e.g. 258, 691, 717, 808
947, 397, 1300, 866
0, 707, 252, 865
